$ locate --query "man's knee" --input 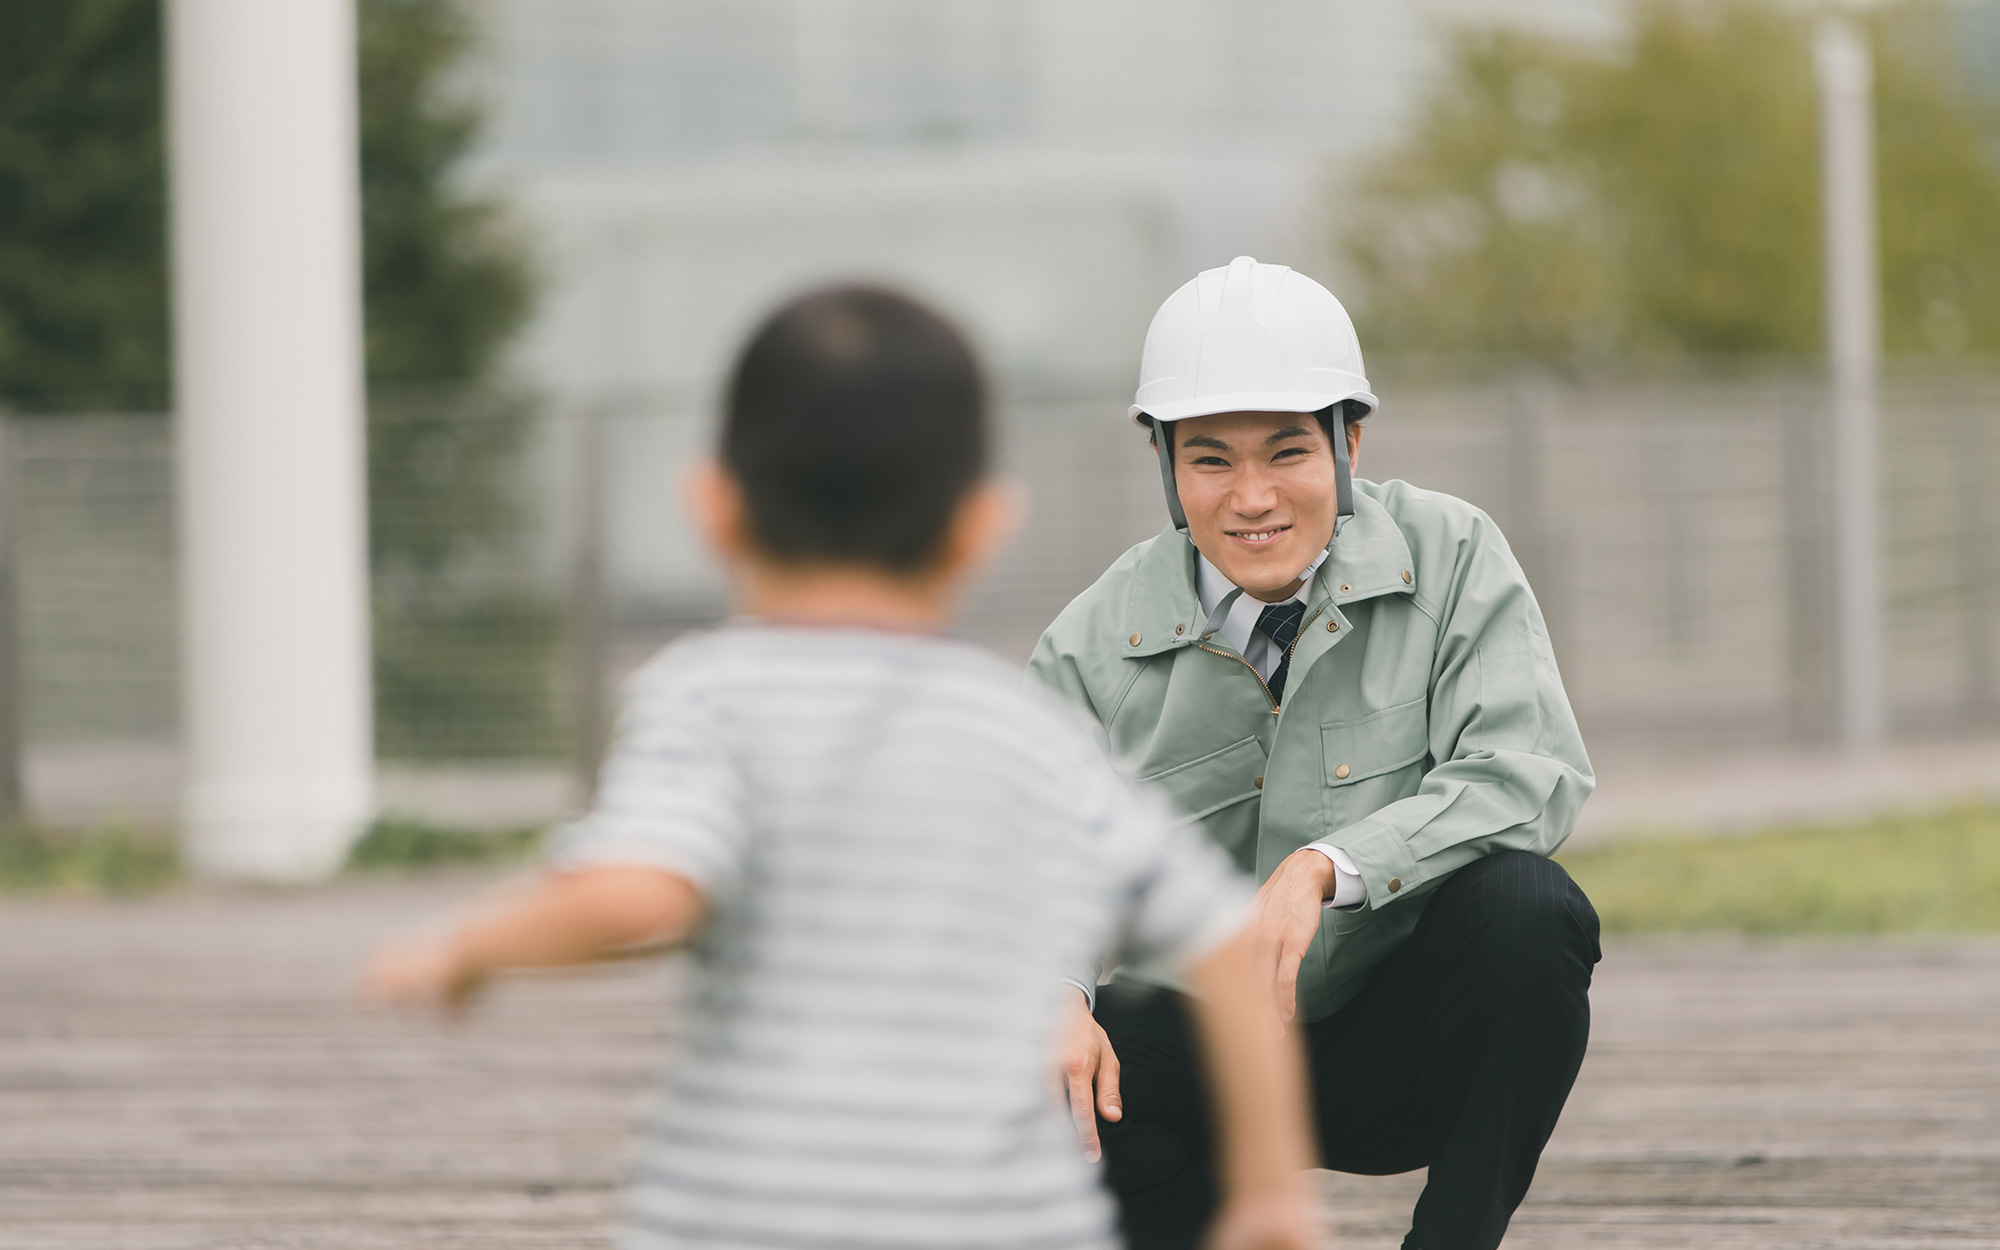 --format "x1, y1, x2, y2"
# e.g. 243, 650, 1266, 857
1441, 850, 1601, 973
1098, 1118, 1207, 1200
